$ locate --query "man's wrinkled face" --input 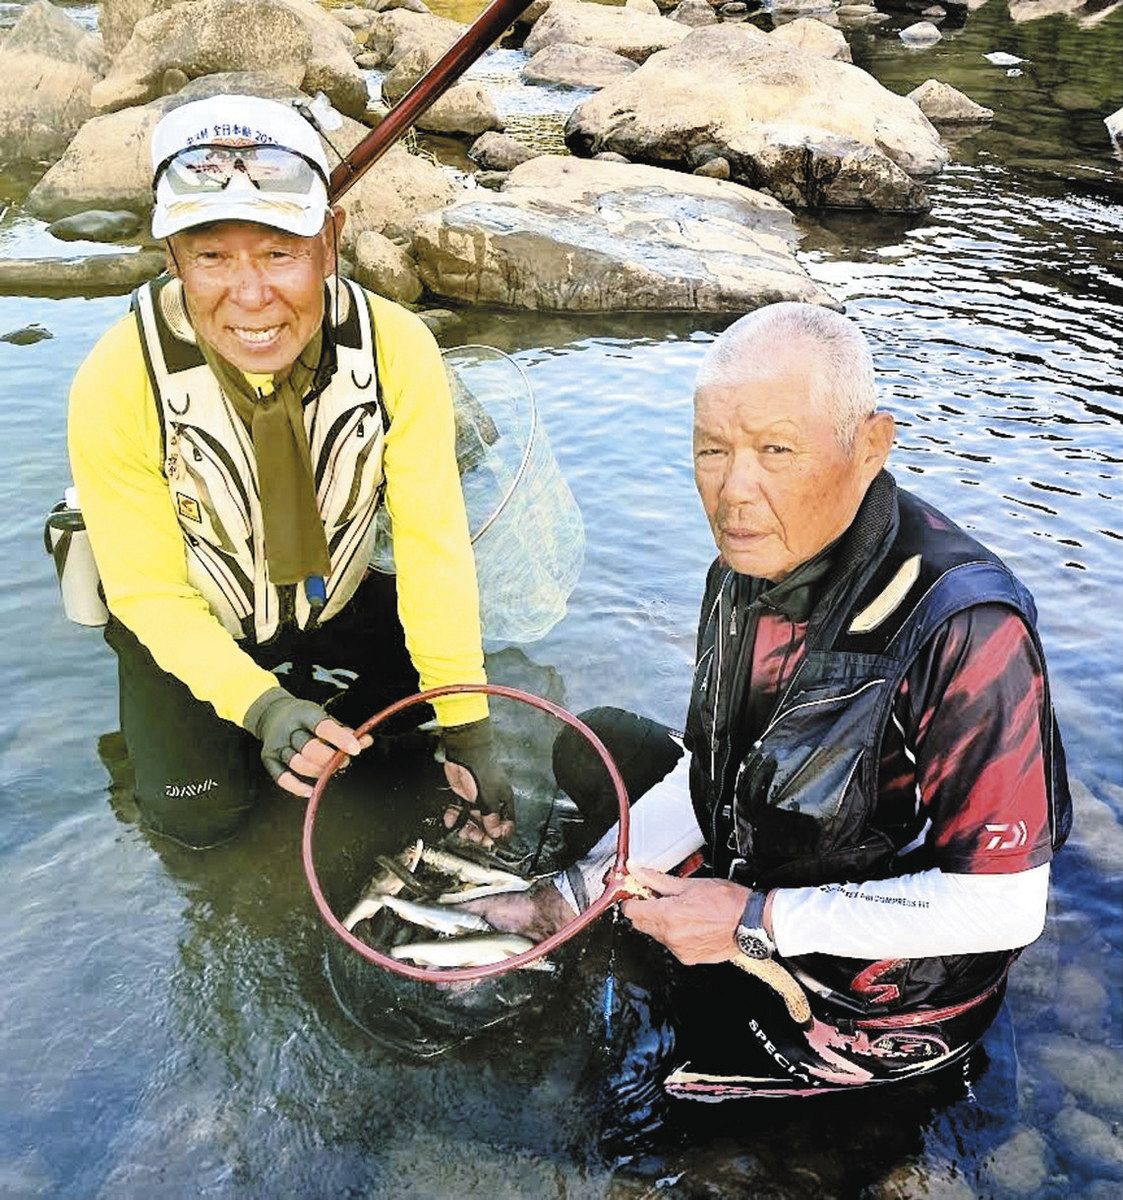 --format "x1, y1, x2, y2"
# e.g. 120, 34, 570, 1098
693, 352, 893, 582
167, 215, 340, 375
